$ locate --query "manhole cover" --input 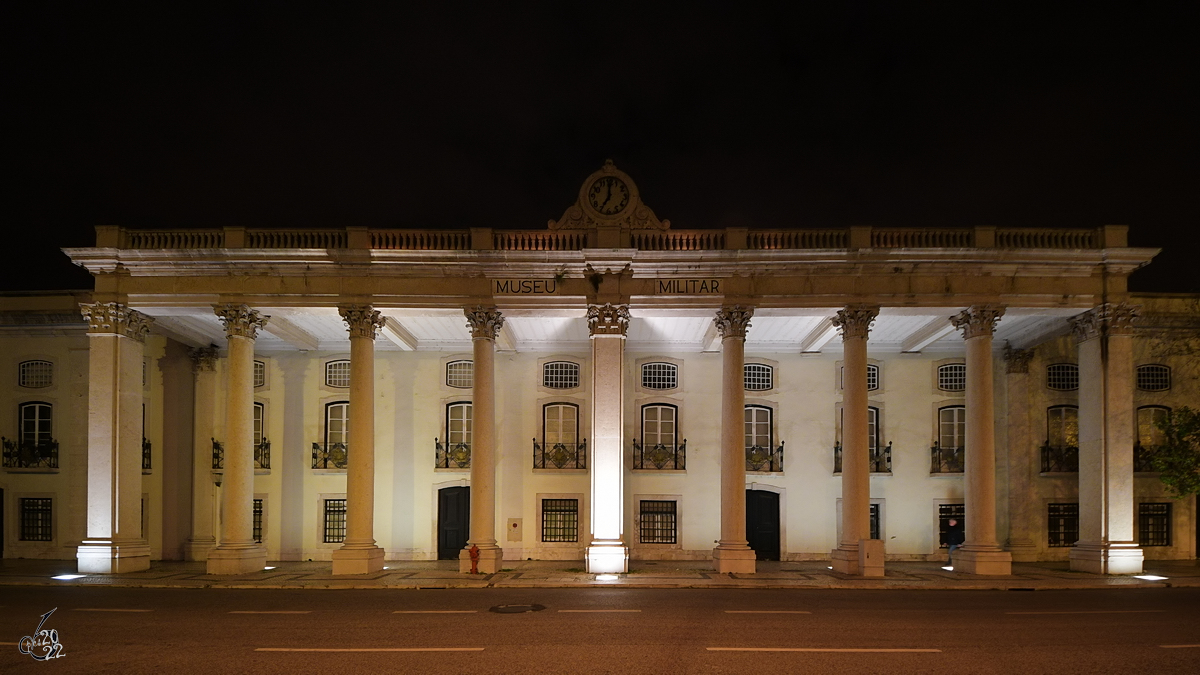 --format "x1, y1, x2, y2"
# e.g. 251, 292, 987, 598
489, 604, 546, 614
